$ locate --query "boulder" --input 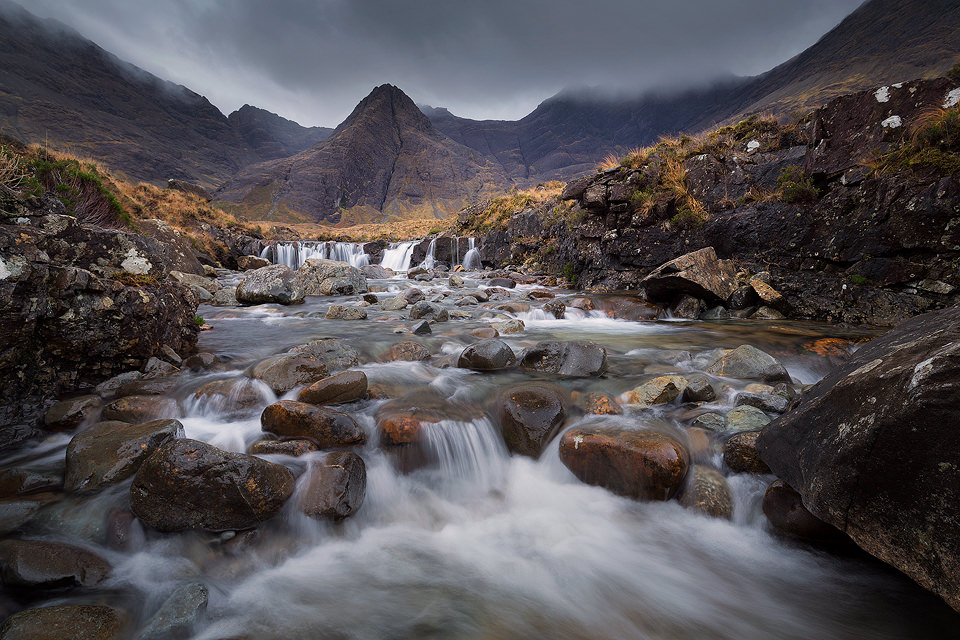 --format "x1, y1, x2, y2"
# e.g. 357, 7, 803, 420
681, 373, 716, 403
237, 255, 270, 271
101, 396, 178, 423
723, 431, 770, 474
595, 296, 661, 321
298, 258, 368, 296
448, 274, 464, 287
543, 300, 565, 319
129, 439, 296, 532
65, 419, 184, 492
640, 247, 738, 304
735, 391, 789, 414
577, 392, 623, 415
0, 605, 125, 640
136, 582, 208, 640
381, 296, 408, 311
290, 338, 360, 371
491, 319, 524, 334
260, 401, 366, 449
487, 277, 516, 288
182, 352, 217, 371
627, 376, 687, 406
297, 371, 367, 405
559, 427, 689, 500
43, 395, 102, 431
762, 480, 843, 542
757, 304, 960, 611
380, 341, 431, 362
402, 287, 425, 304
0, 493, 60, 536
750, 278, 790, 313
117, 377, 180, 398
142, 357, 179, 379
409, 301, 448, 322
692, 412, 725, 431
169, 270, 221, 294
458, 339, 517, 371
325, 305, 367, 320
0, 468, 62, 498
411, 320, 431, 335
0, 539, 110, 589
95, 371, 143, 401
212, 287, 239, 306
677, 465, 733, 519
192, 378, 267, 417
519, 341, 608, 377
300, 451, 366, 521
724, 406, 771, 432
360, 265, 392, 279
672, 295, 705, 319
496, 382, 568, 458
705, 345, 791, 383
248, 354, 330, 394
236, 264, 305, 305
